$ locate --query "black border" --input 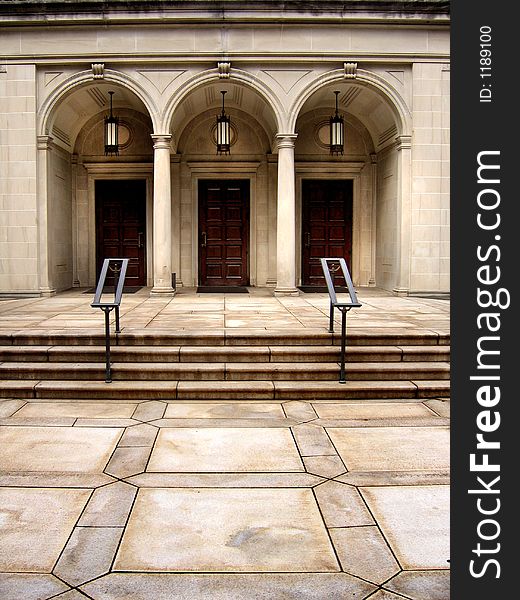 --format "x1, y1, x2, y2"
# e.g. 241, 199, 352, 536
451, 1, 516, 596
